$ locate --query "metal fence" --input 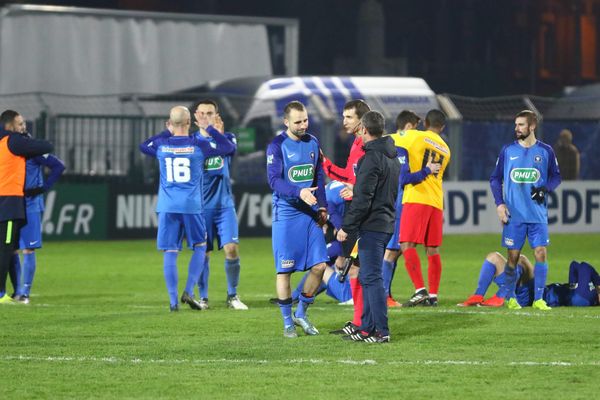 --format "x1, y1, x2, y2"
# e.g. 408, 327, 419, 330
4, 91, 600, 184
